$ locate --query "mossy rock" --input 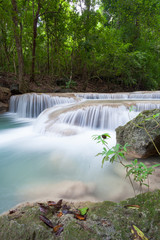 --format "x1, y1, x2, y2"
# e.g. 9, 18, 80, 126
116, 109, 160, 158
0, 190, 160, 239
